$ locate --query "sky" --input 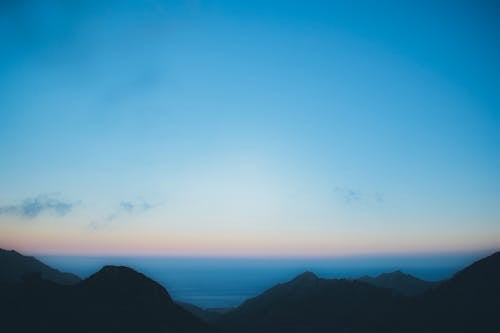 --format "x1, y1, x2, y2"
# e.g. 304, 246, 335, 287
0, 0, 499, 257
